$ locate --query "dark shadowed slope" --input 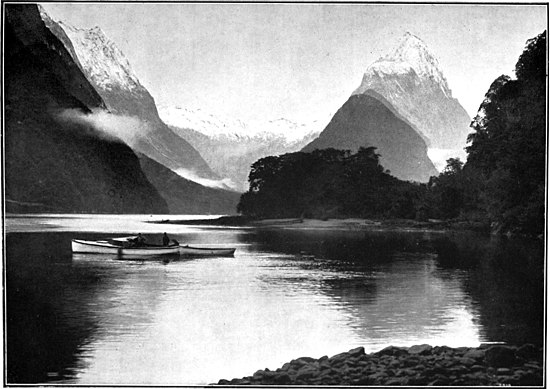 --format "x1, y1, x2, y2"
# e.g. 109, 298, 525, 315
5, 4, 168, 214
137, 154, 241, 215
302, 94, 437, 182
